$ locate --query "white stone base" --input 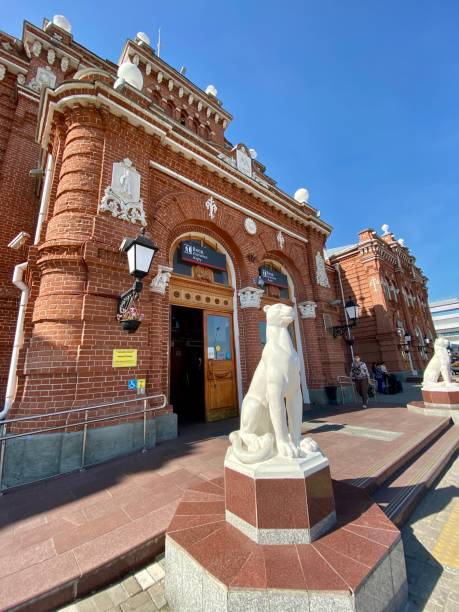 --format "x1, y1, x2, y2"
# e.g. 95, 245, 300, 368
225, 508, 336, 544
165, 536, 408, 612
224, 448, 329, 479
422, 382, 459, 392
